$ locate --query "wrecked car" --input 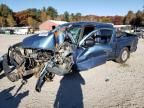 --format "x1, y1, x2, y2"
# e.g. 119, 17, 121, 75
0, 22, 138, 92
